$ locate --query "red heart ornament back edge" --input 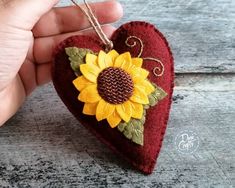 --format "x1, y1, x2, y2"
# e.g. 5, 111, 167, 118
52, 21, 174, 174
